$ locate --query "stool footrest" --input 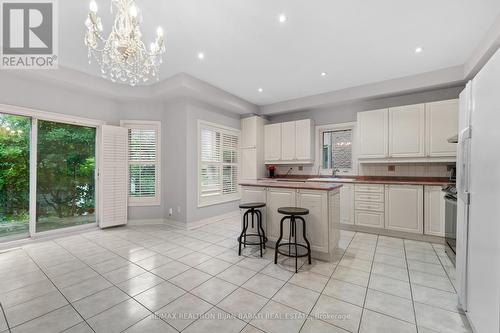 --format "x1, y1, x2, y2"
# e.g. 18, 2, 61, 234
237, 234, 268, 246
276, 243, 311, 258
